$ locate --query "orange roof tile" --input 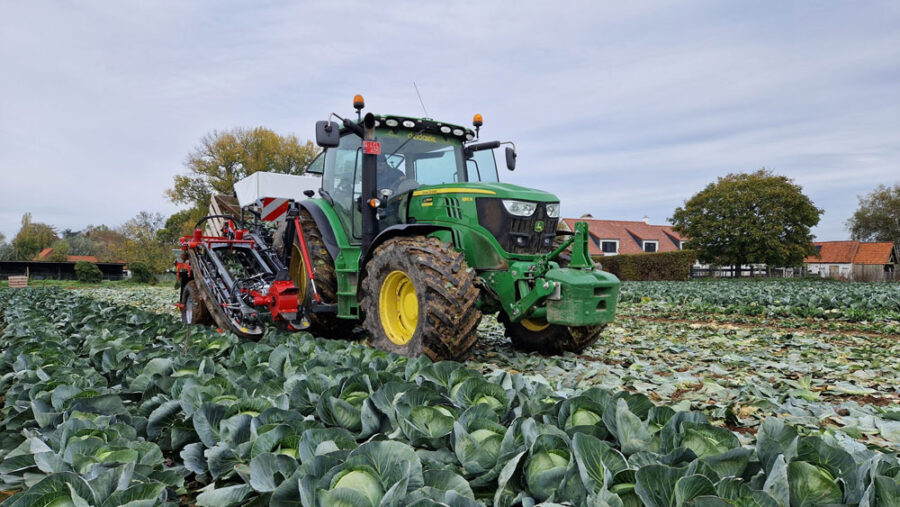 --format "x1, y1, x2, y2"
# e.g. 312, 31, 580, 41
35, 247, 54, 260
67, 255, 100, 263
803, 241, 859, 263
853, 242, 896, 265
803, 241, 897, 265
